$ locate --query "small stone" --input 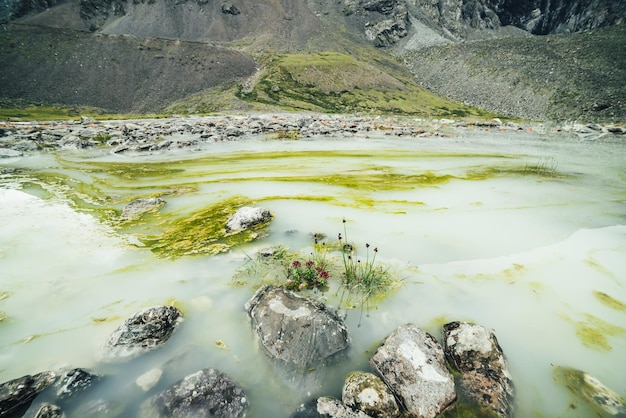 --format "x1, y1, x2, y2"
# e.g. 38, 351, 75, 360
342, 371, 400, 417
120, 197, 166, 219
99, 305, 183, 362
34, 403, 64, 418
136, 368, 163, 392
226, 206, 272, 231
